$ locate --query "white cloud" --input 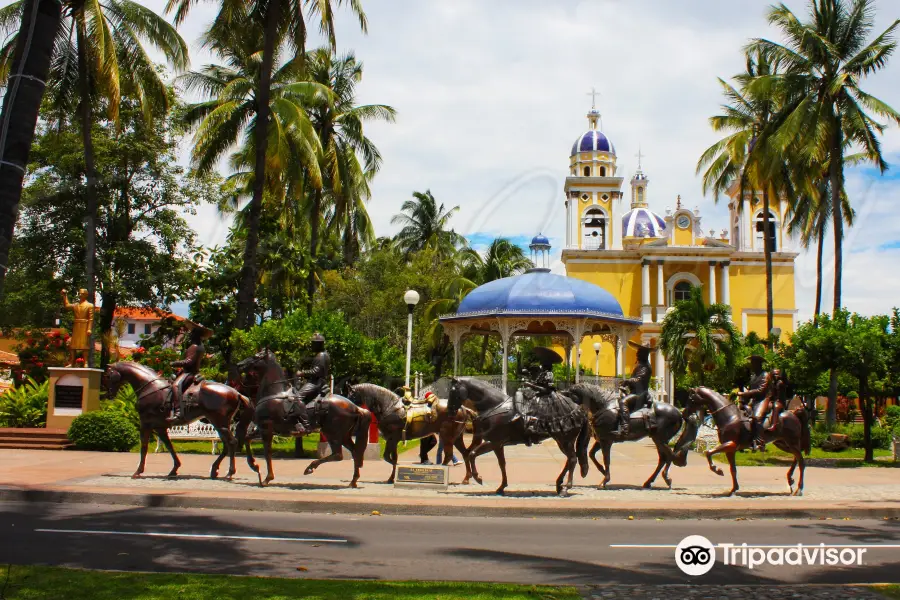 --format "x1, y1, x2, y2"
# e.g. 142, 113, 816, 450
136, 0, 900, 317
